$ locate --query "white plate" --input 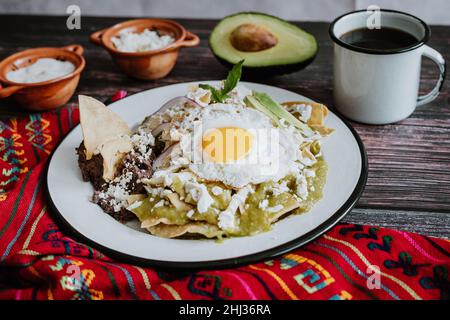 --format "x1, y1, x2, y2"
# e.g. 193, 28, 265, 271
46, 81, 367, 269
